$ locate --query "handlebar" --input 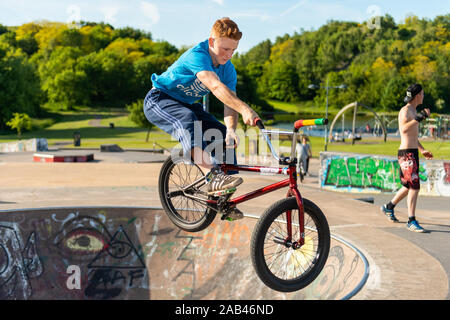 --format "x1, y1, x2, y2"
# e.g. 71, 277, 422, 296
254, 117, 327, 130
294, 118, 328, 130
254, 118, 265, 130
253, 117, 328, 164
